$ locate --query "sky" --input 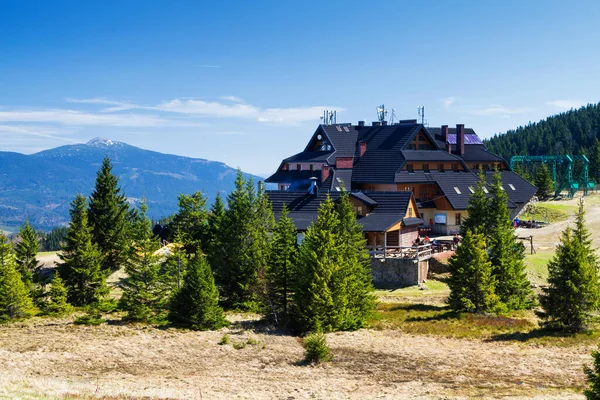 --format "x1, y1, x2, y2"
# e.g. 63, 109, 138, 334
2, 0, 600, 177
